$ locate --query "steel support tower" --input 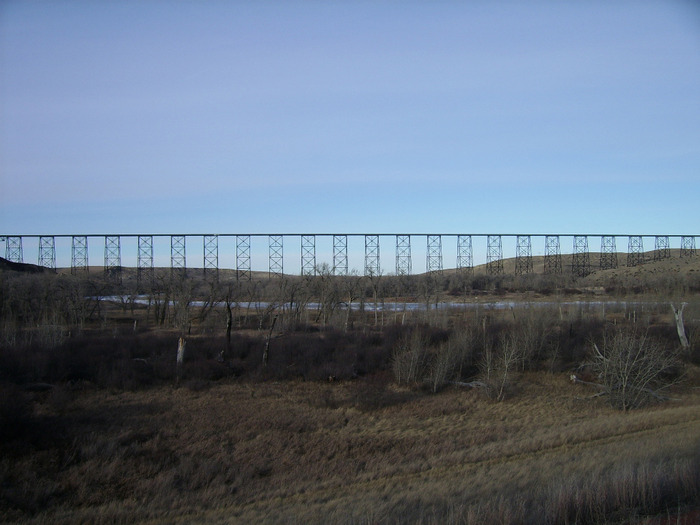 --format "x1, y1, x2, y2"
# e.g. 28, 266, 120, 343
137, 235, 154, 288
457, 235, 473, 275
203, 235, 218, 277
236, 235, 251, 280
171, 235, 186, 274
5, 236, 23, 263
269, 235, 283, 277
572, 235, 591, 277
332, 235, 348, 276
426, 235, 443, 274
104, 235, 122, 282
544, 235, 562, 274
627, 236, 644, 267
486, 235, 503, 275
301, 235, 316, 276
364, 235, 380, 276
515, 235, 533, 275
71, 236, 88, 274
681, 236, 696, 257
600, 236, 618, 270
38, 236, 56, 270
396, 235, 412, 276
654, 235, 670, 261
